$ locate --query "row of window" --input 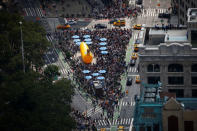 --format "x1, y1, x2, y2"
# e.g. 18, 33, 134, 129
147, 76, 197, 85
168, 89, 197, 98
147, 64, 197, 72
